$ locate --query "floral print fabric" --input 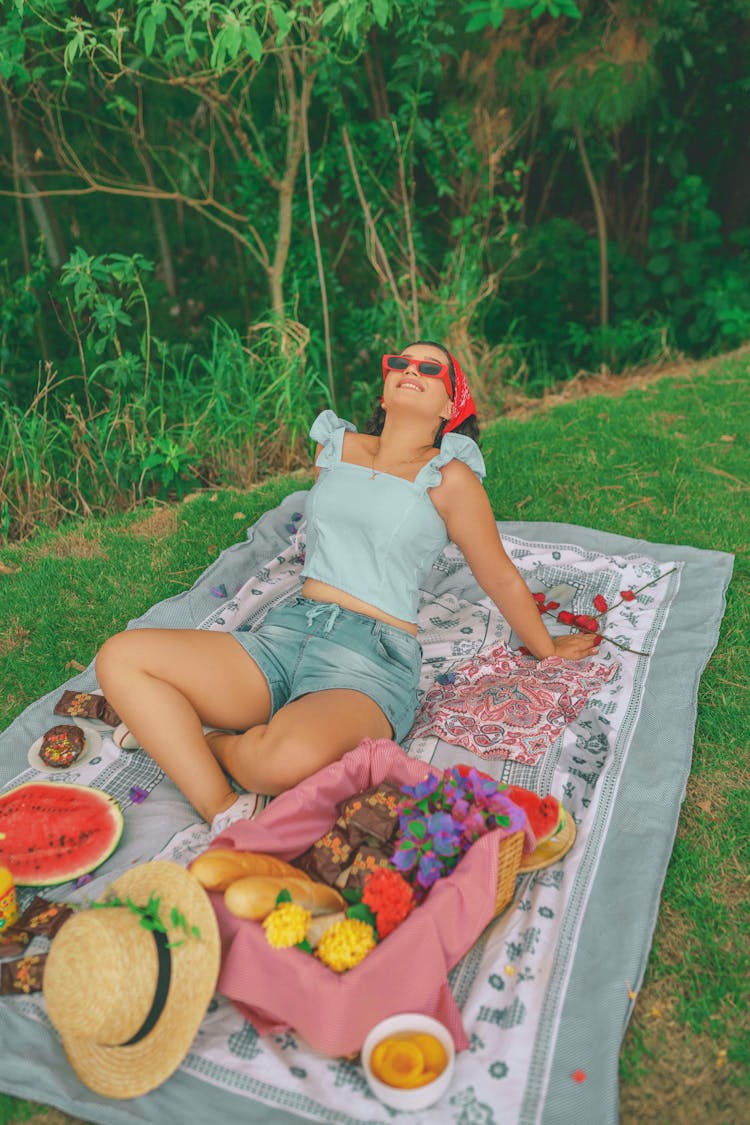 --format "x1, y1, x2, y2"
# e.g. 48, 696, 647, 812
408, 643, 619, 765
